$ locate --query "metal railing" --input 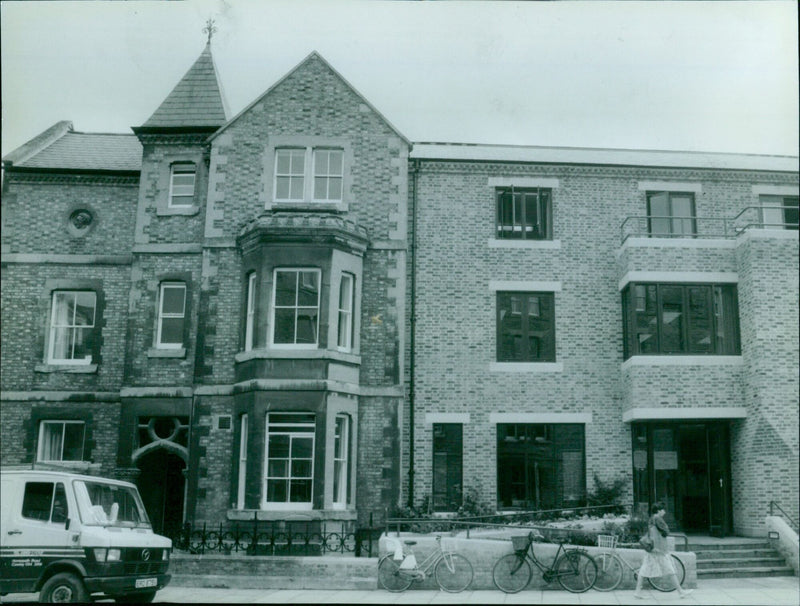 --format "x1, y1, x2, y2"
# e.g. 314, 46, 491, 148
169, 518, 382, 557
386, 503, 629, 542
620, 206, 798, 244
769, 501, 799, 532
